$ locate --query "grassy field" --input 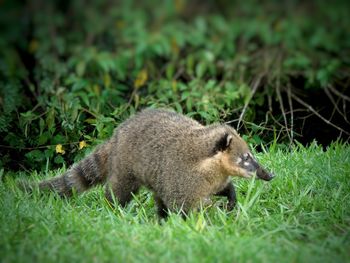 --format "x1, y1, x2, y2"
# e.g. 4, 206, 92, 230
1, 143, 349, 263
